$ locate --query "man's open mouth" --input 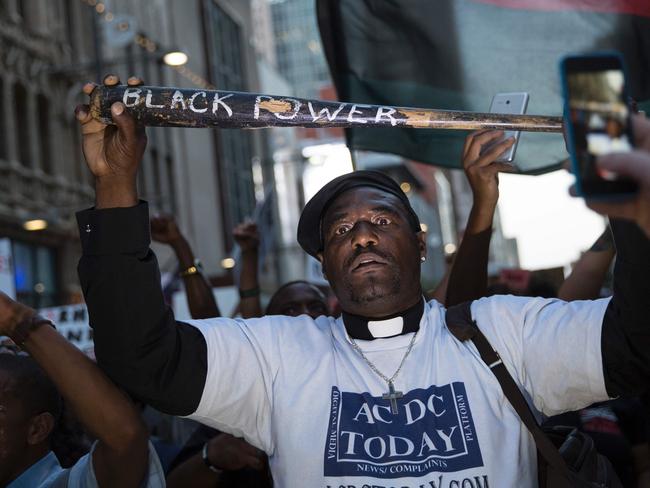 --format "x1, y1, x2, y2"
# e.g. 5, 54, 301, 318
350, 253, 388, 271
